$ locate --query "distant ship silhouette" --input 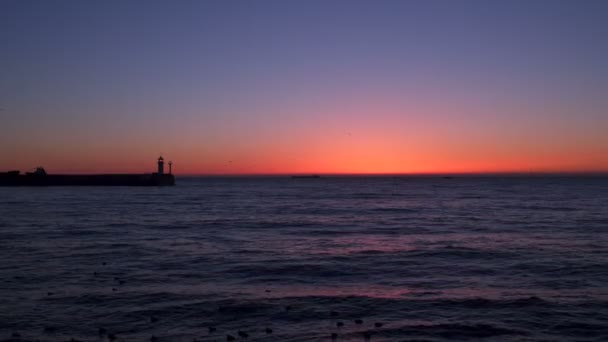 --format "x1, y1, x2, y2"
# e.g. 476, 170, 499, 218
291, 175, 321, 179
0, 156, 175, 186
